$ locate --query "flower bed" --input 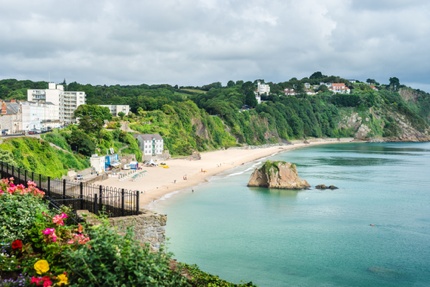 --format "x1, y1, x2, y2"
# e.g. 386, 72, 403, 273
0, 177, 190, 286
1, 177, 88, 286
